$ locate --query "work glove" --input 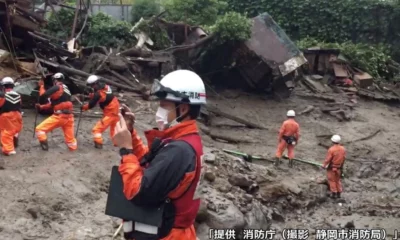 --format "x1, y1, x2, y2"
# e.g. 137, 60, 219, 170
38, 79, 44, 87
320, 166, 326, 171
35, 104, 41, 111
